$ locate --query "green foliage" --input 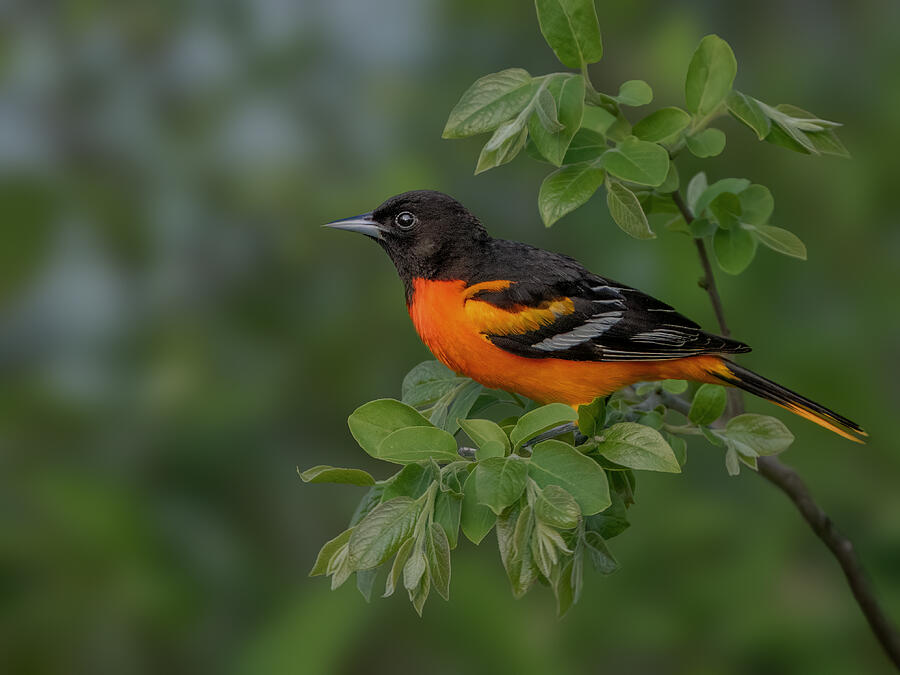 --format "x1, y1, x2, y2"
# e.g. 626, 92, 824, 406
606, 179, 655, 239
684, 34, 737, 117
309, 0, 846, 617
535, 0, 603, 68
